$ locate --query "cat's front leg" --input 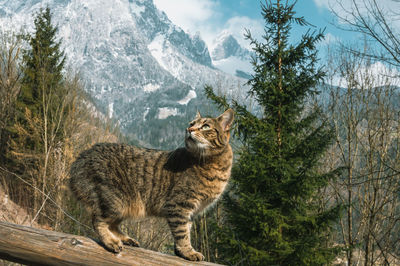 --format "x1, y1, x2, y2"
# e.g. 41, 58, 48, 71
167, 216, 204, 261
